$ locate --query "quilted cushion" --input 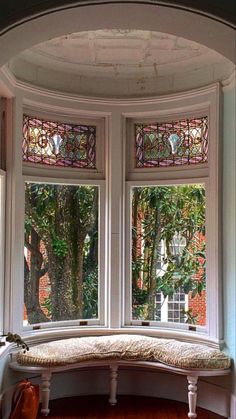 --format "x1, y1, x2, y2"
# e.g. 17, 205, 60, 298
16, 334, 231, 370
